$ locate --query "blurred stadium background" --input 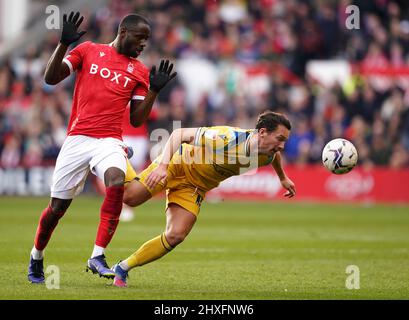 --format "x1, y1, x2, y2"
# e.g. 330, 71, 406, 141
1, 0, 409, 202
0, 0, 409, 299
